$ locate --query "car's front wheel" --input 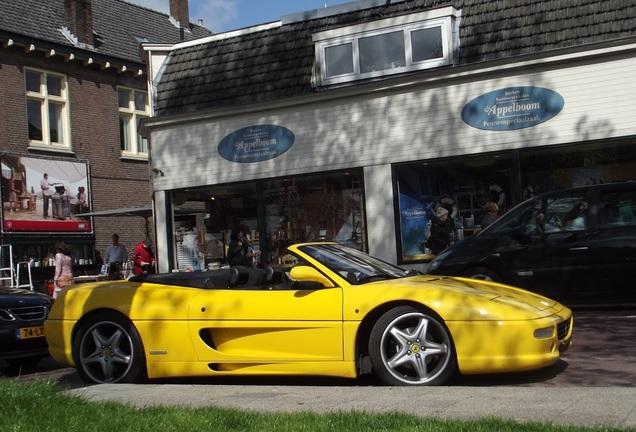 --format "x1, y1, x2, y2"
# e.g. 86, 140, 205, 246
73, 312, 146, 384
369, 306, 456, 386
